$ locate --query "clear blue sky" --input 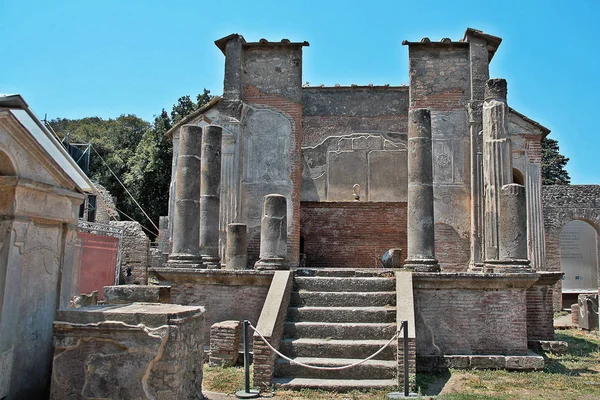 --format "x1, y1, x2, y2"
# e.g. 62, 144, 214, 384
2, 0, 598, 183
